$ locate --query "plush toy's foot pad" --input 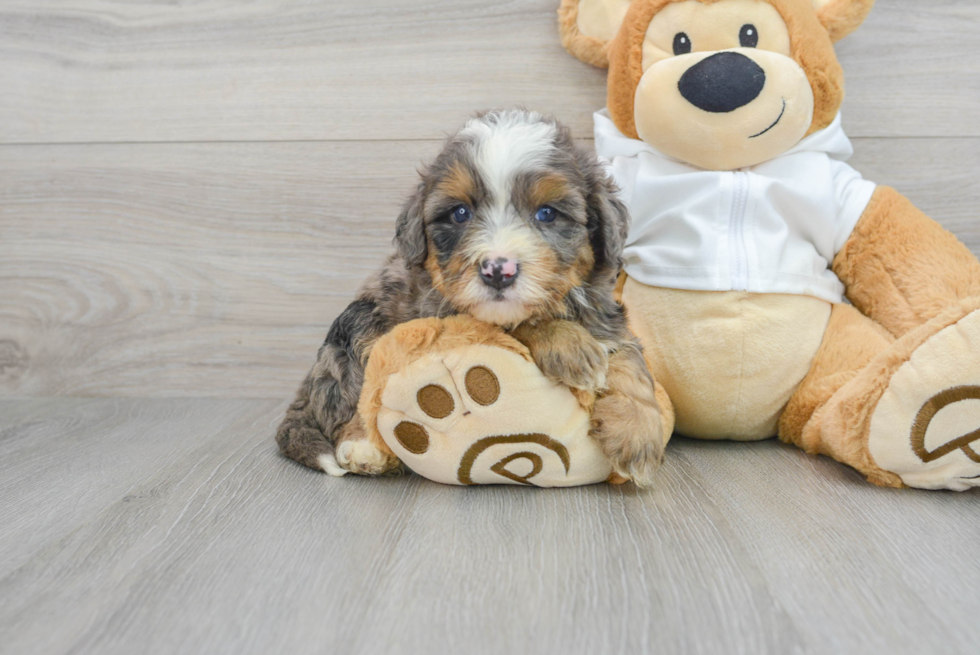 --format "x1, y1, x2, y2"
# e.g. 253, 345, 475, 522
869, 307, 980, 491
375, 344, 612, 487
